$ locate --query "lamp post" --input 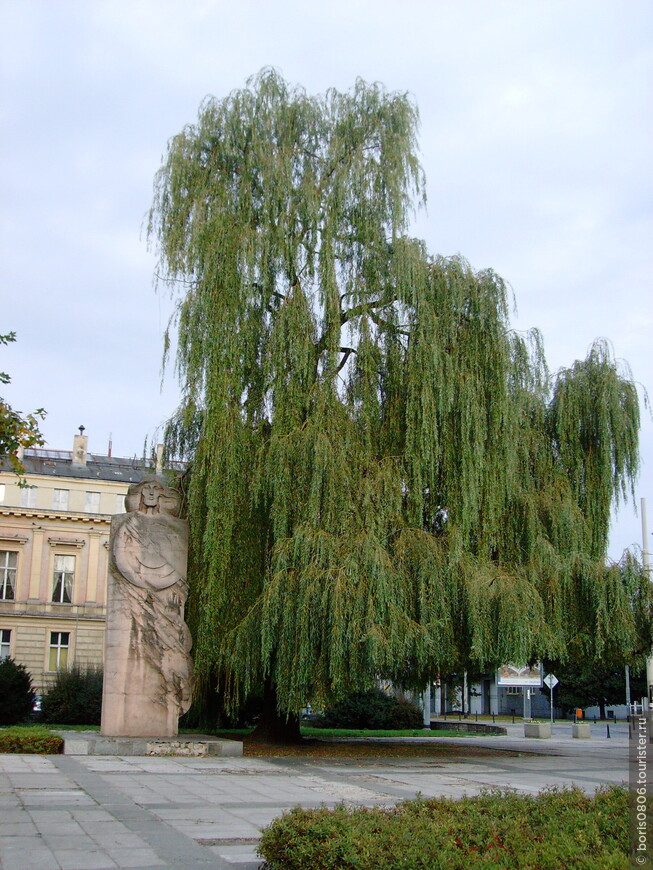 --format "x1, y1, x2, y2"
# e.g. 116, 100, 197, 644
644, 499, 652, 709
